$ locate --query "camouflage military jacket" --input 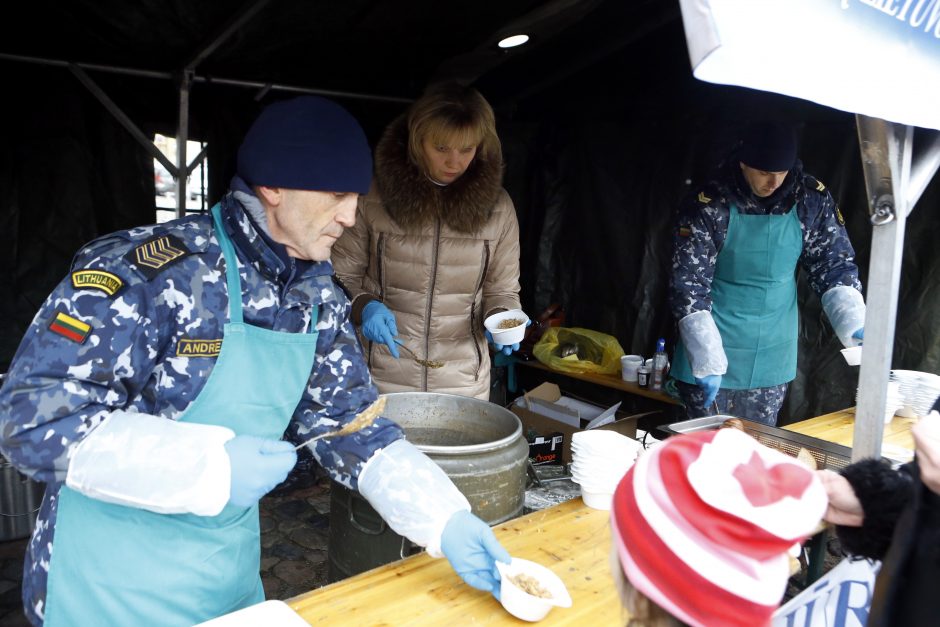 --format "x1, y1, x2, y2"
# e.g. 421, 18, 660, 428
669, 160, 862, 321
0, 190, 402, 624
